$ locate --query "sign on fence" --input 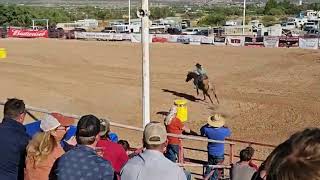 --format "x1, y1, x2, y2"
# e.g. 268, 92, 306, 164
8, 29, 48, 38
299, 38, 319, 49
226, 36, 245, 46
279, 36, 299, 48
214, 36, 226, 46
264, 37, 279, 48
